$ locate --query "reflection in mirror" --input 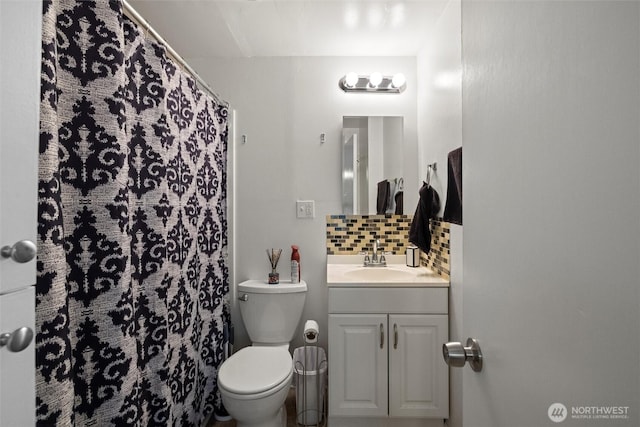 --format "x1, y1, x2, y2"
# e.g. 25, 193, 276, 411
342, 116, 404, 214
